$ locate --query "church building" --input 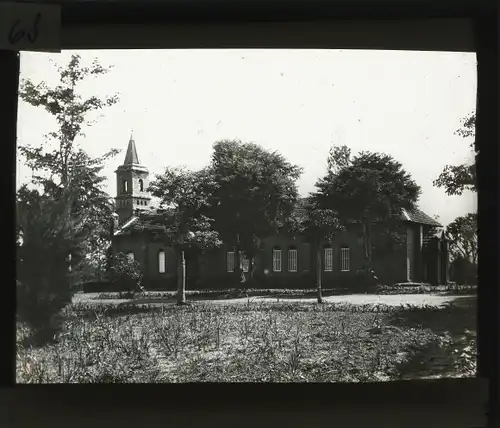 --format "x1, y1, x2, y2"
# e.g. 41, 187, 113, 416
110, 136, 450, 290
